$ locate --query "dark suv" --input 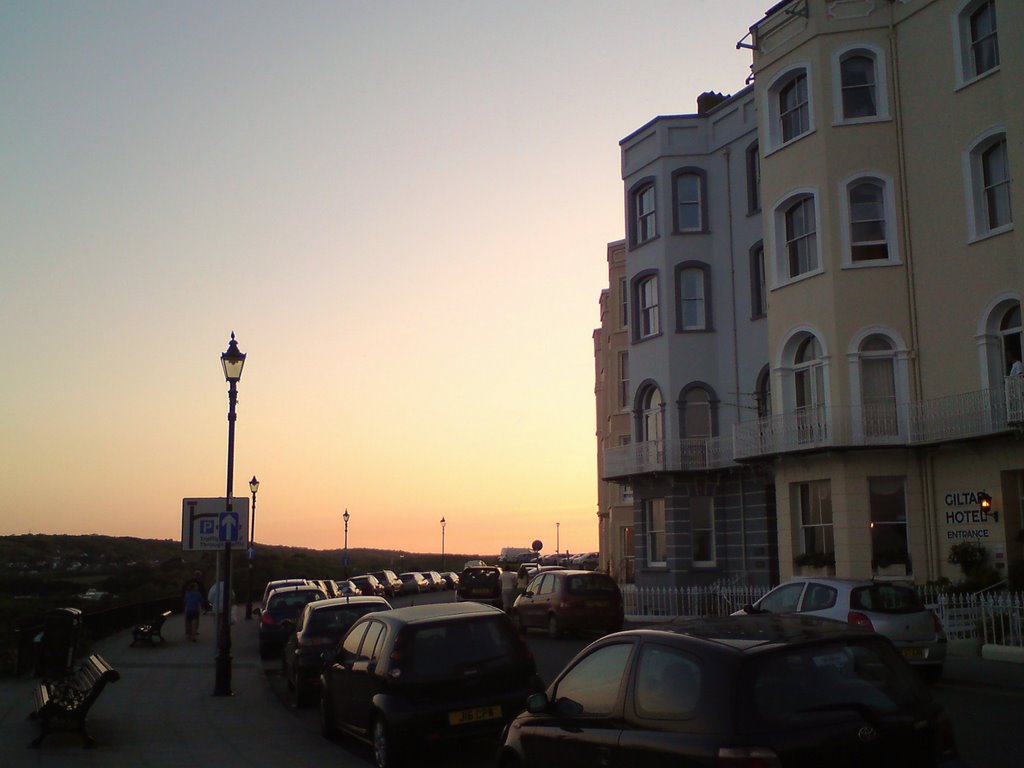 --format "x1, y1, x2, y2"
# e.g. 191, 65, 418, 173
512, 569, 623, 638
498, 614, 963, 768
456, 565, 503, 608
258, 584, 327, 658
319, 602, 541, 768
